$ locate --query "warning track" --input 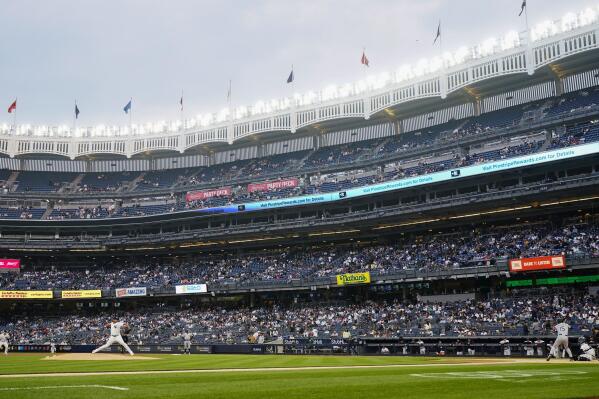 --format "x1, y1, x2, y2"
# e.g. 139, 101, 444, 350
0, 358, 571, 379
